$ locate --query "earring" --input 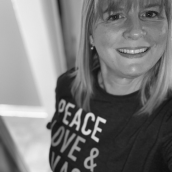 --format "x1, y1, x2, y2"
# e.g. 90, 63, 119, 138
91, 45, 94, 50
90, 35, 94, 50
